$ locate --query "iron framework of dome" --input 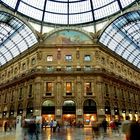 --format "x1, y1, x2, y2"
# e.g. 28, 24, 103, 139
0, 11, 37, 66
99, 10, 140, 69
0, 0, 138, 26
